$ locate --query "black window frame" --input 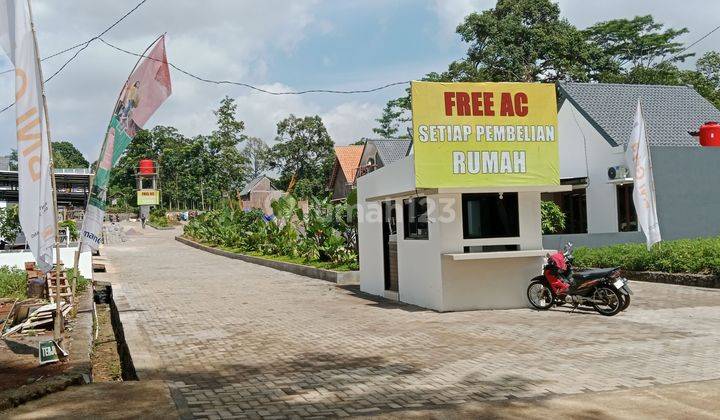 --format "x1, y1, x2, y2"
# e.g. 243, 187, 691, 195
616, 184, 638, 232
403, 197, 429, 240
462, 193, 520, 239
